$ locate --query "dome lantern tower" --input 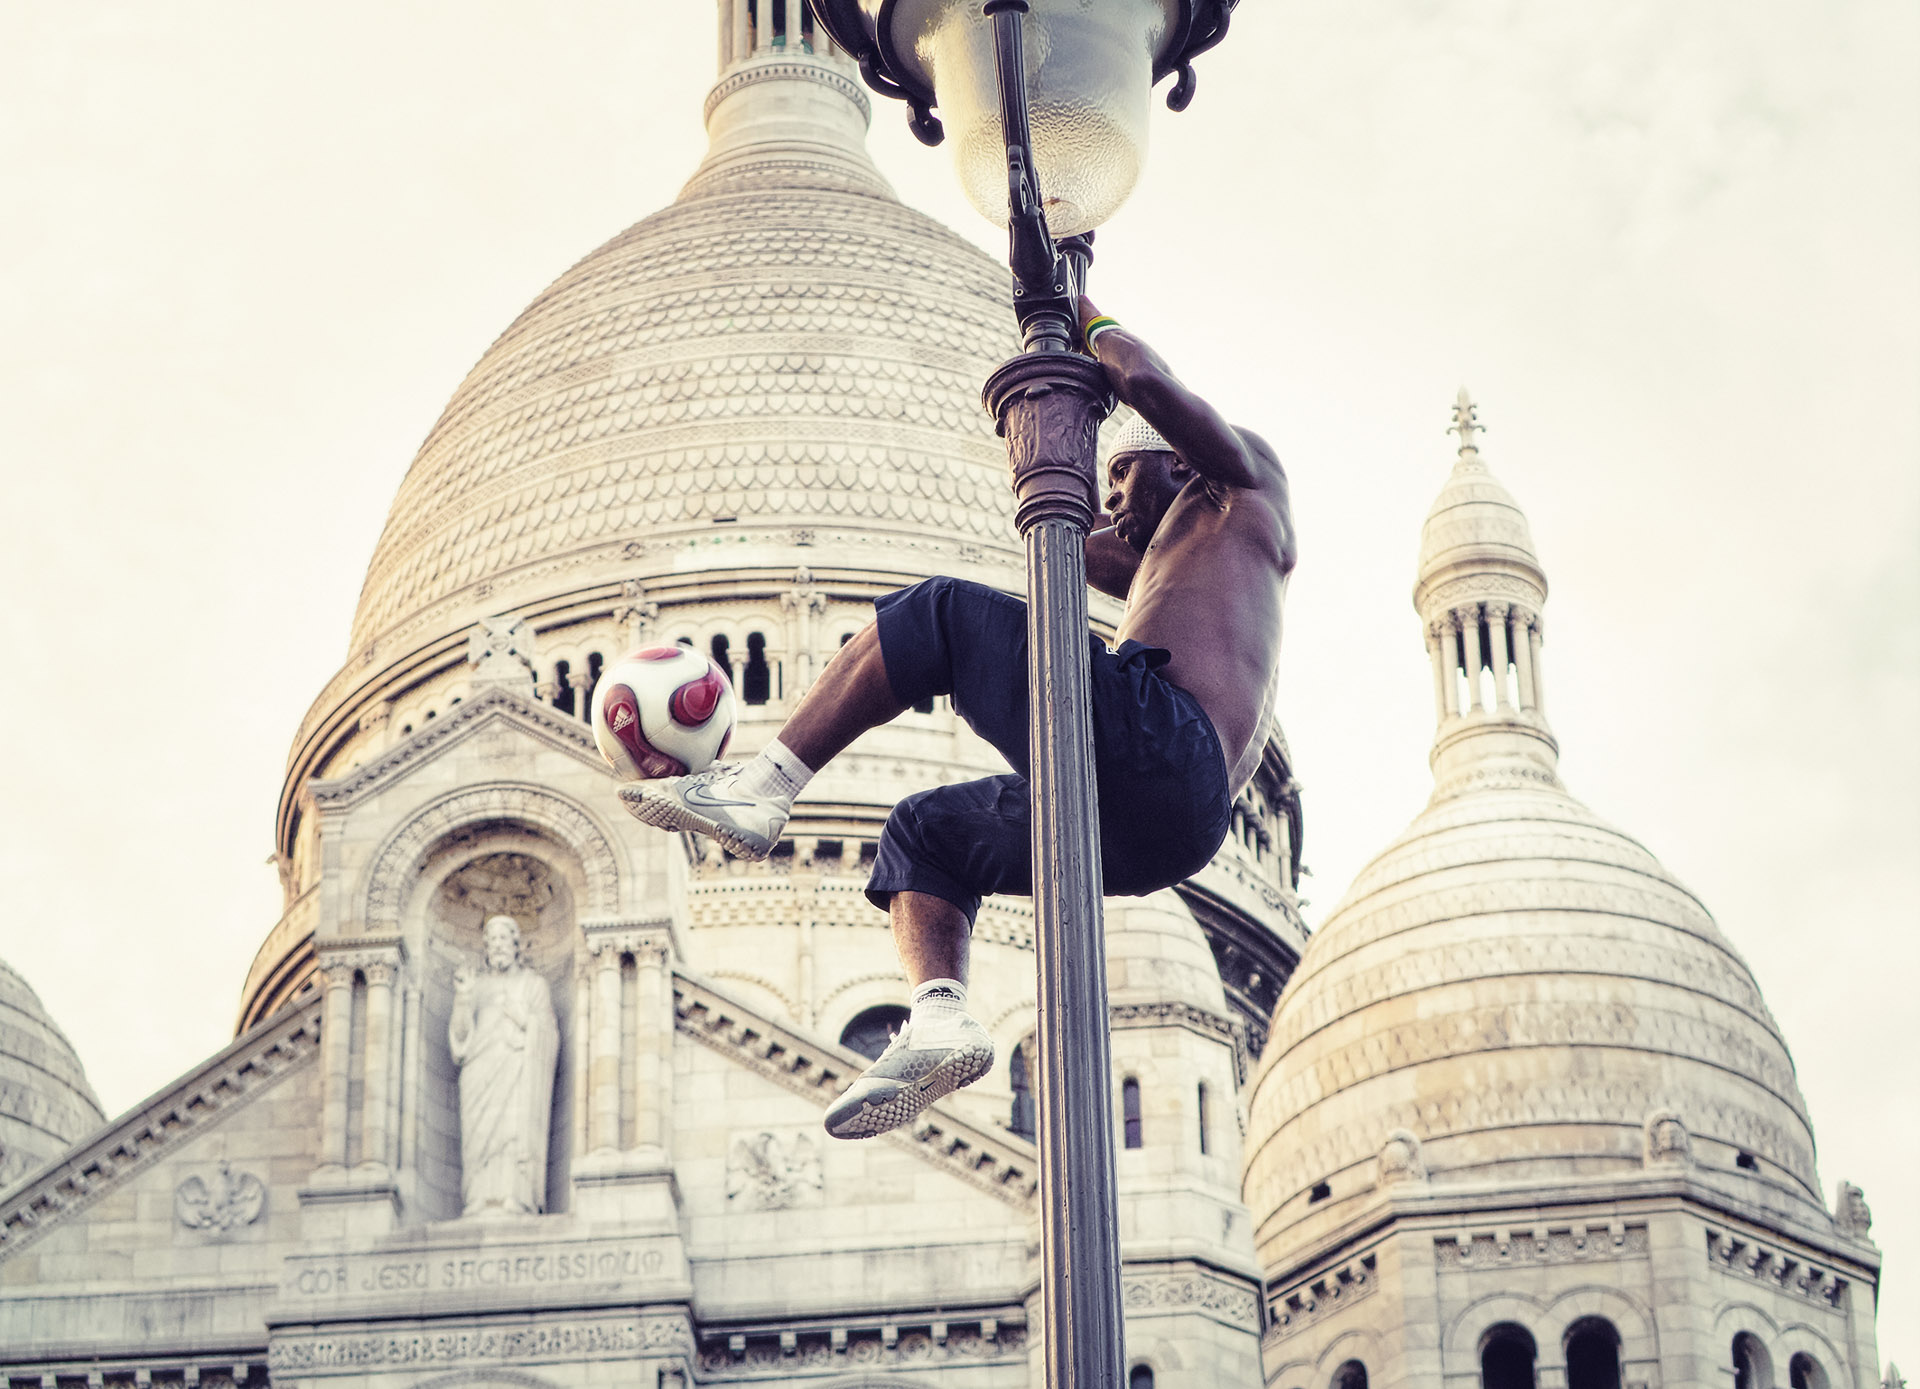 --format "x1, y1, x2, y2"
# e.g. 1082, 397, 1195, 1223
1413, 389, 1559, 796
